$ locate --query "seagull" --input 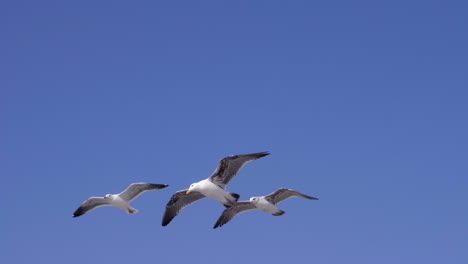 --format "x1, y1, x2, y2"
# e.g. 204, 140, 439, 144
213, 188, 318, 228
162, 151, 270, 226
73, 182, 169, 217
